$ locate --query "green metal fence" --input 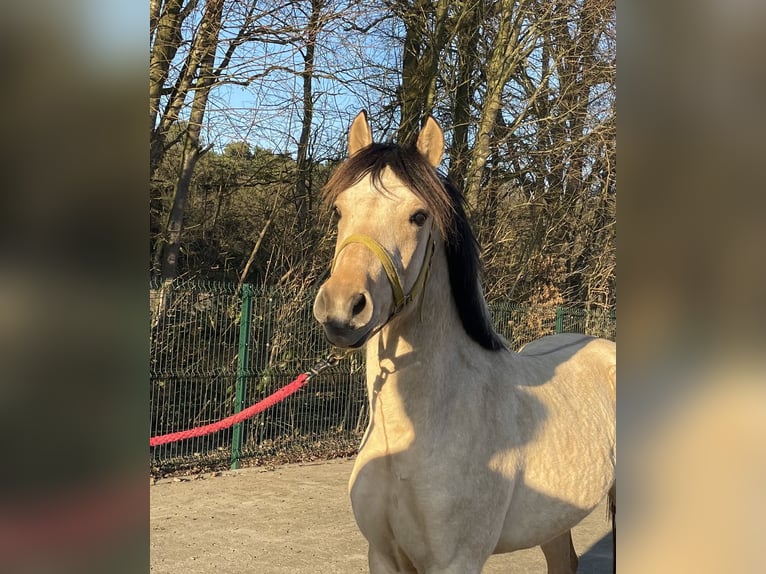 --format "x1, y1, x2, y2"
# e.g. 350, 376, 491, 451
150, 280, 615, 476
